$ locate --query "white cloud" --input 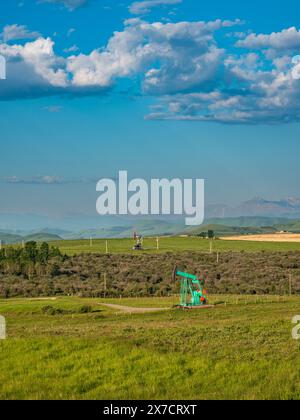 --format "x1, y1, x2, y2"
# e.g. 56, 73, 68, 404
0, 37, 68, 99
237, 27, 300, 50
67, 28, 76, 37
146, 66, 300, 124
0, 18, 240, 96
1, 24, 41, 42
42, 105, 63, 112
0, 175, 95, 185
1, 19, 300, 124
129, 0, 182, 15
39, 0, 88, 10
64, 44, 79, 53
2, 176, 63, 185
67, 18, 239, 93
